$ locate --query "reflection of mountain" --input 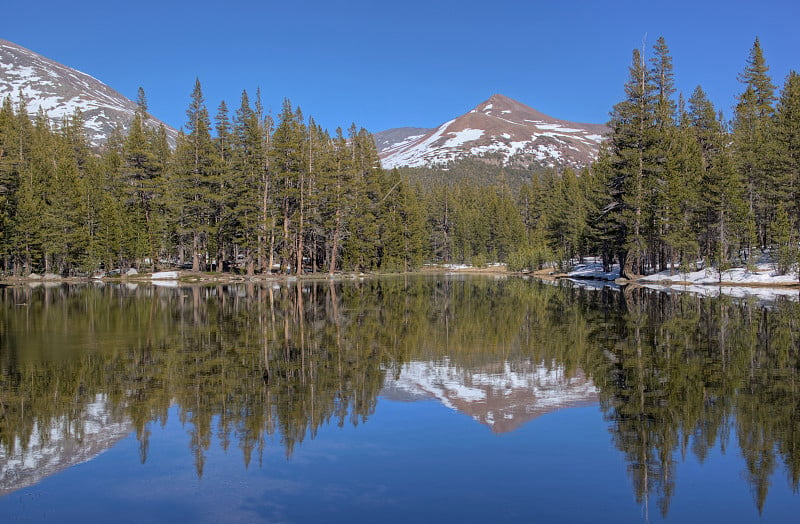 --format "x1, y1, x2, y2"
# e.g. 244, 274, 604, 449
0, 394, 131, 495
383, 360, 598, 433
